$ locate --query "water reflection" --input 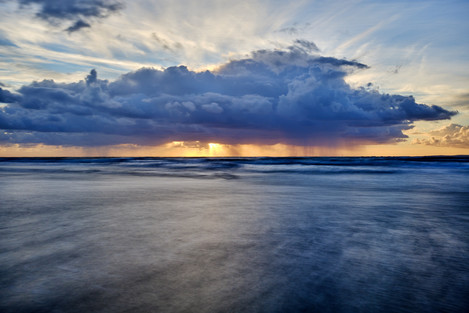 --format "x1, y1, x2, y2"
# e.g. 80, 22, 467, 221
0, 158, 468, 312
